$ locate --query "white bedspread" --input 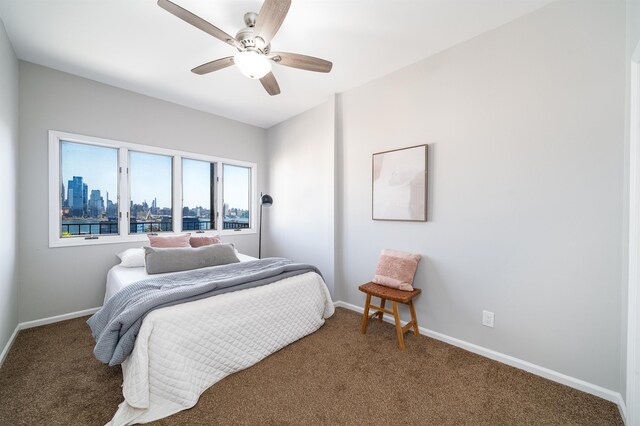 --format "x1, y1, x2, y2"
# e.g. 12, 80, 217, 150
107, 271, 334, 425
